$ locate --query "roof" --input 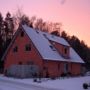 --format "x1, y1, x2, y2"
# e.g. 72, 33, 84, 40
22, 25, 65, 61
42, 32, 70, 46
70, 48, 84, 63
22, 25, 84, 63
